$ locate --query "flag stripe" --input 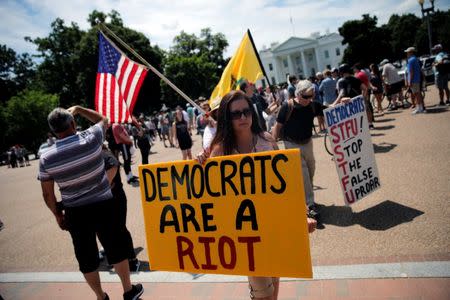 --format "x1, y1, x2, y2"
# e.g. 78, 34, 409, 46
102, 74, 108, 118
105, 74, 111, 121
126, 66, 143, 105
129, 68, 147, 113
123, 64, 138, 103
119, 61, 133, 98
95, 73, 101, 112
